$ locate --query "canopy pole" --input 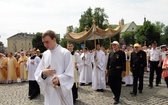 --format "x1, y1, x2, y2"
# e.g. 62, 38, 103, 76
94, 34, 96, 49
109, 35, 111, 49
84, 40, 86, 48
144, 41, 146, 46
